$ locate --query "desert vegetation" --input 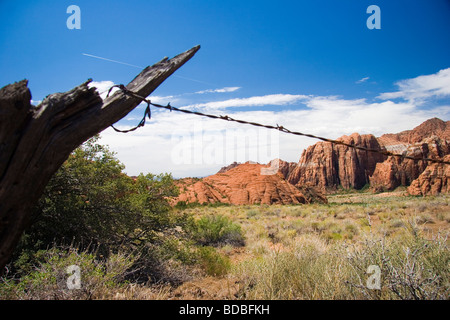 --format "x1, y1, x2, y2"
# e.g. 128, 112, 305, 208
0, 139, 448, 300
